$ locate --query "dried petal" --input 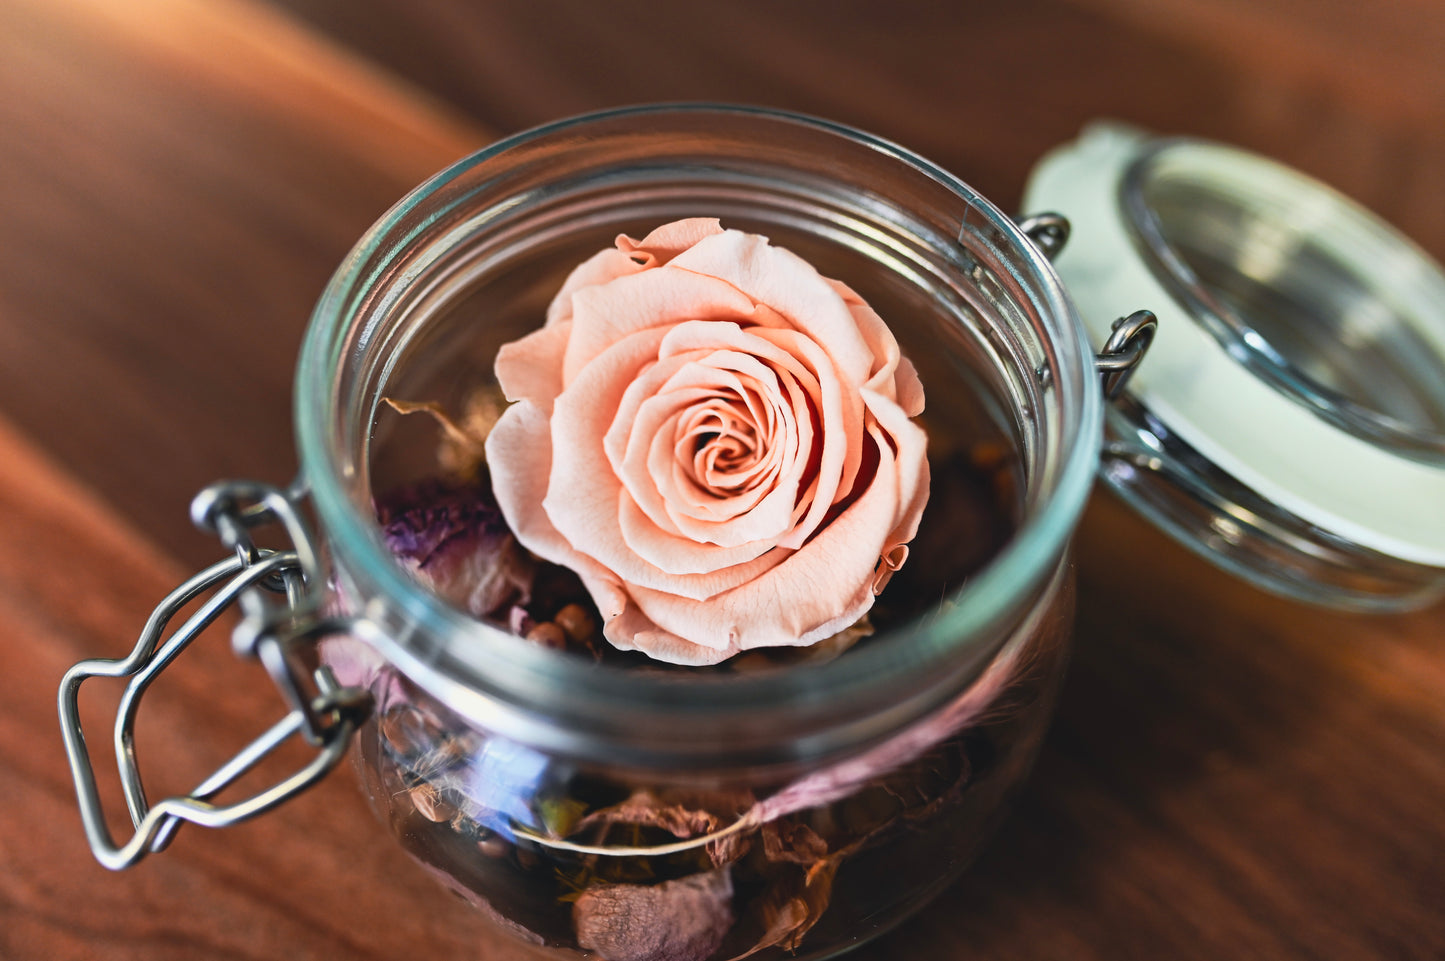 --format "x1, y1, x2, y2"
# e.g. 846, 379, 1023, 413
705, 831, 754, 870
574, 870, 734, 961
760, 820, 828, 864
318, 636, 409, 713
571, 789, 757, 868
409, 783, 455, 823
507, 604, 535, 636
383, 384, 507, 480
726, 856, 840, 960
575, 791, 722, 842
377, 479, 535, 619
